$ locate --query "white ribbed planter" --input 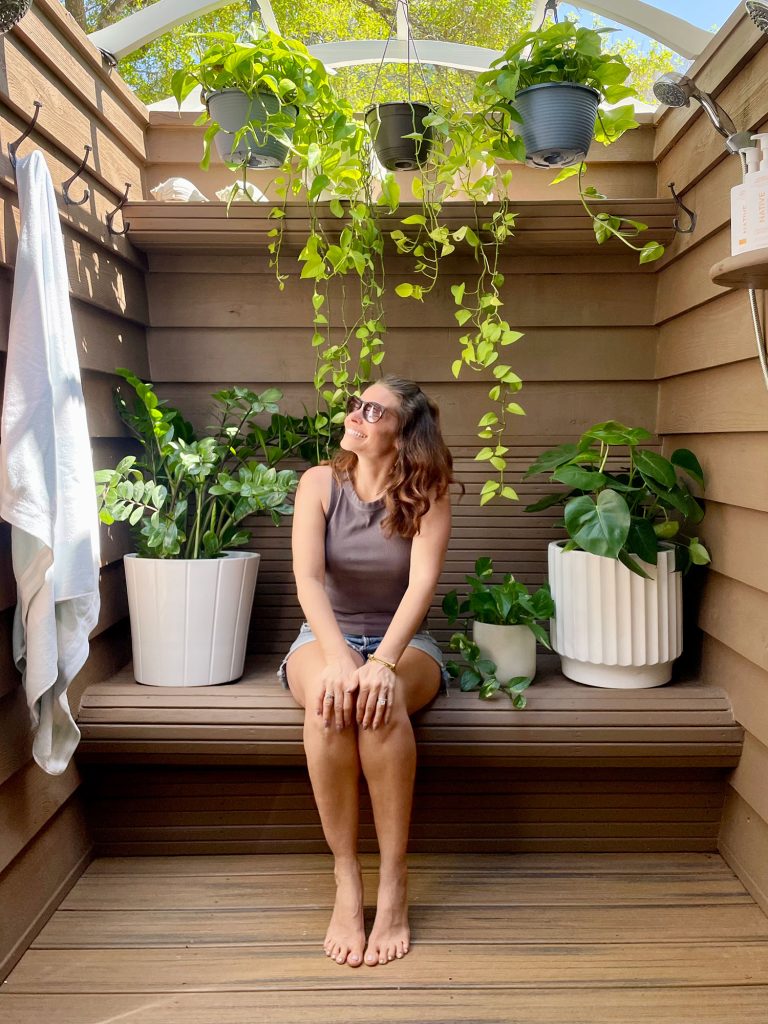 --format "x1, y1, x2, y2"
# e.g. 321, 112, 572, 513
472, 621, 537, 681
124, 552, 260, 686
548, 541, 682, 689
